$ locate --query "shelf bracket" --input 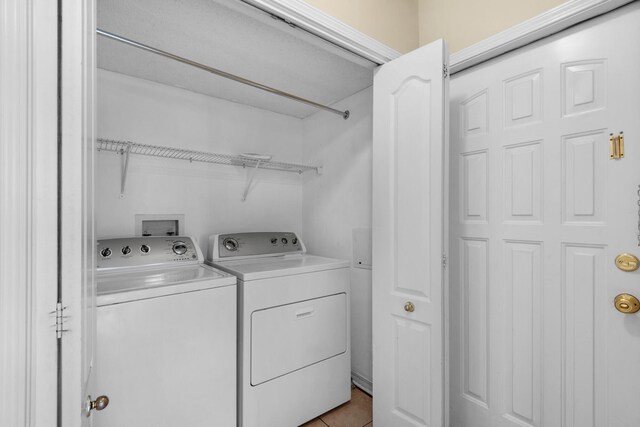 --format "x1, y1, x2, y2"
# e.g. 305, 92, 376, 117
241, 160, 263, 202
119, 144, 131, 199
